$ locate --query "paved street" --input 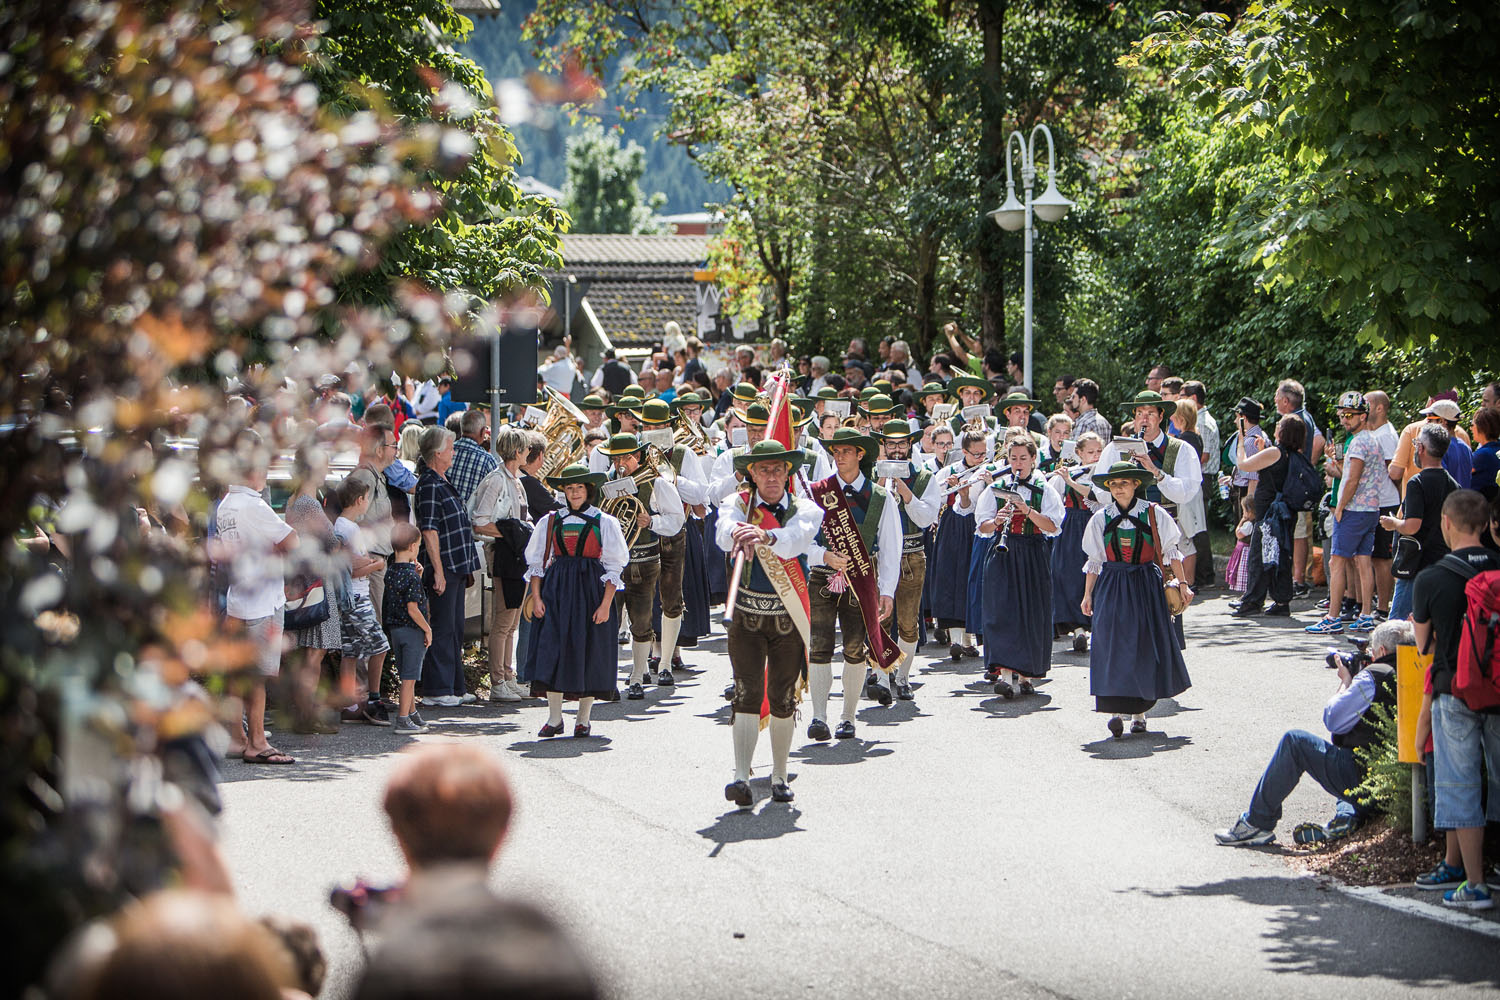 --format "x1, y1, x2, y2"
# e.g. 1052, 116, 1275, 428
219, 592, 1500, 999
